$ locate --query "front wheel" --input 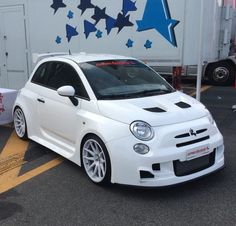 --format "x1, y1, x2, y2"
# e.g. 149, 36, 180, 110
82, 135, 111, 185
13, 107, 28, 140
